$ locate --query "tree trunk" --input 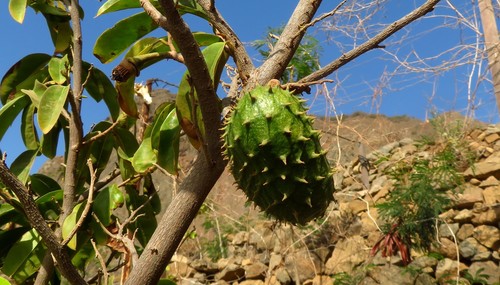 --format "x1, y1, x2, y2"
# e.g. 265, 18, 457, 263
478, 0, 500, 114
